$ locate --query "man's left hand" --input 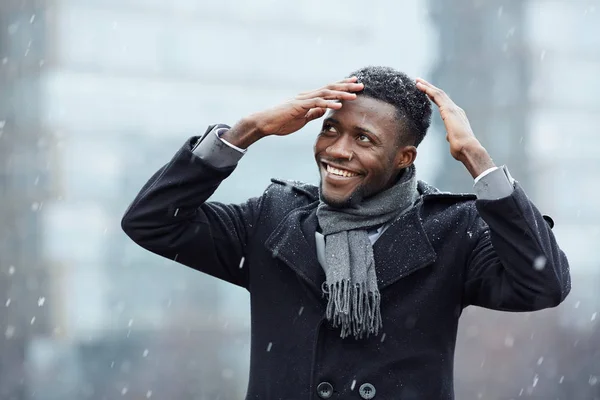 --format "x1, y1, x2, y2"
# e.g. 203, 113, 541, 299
416, 78, 495, 178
